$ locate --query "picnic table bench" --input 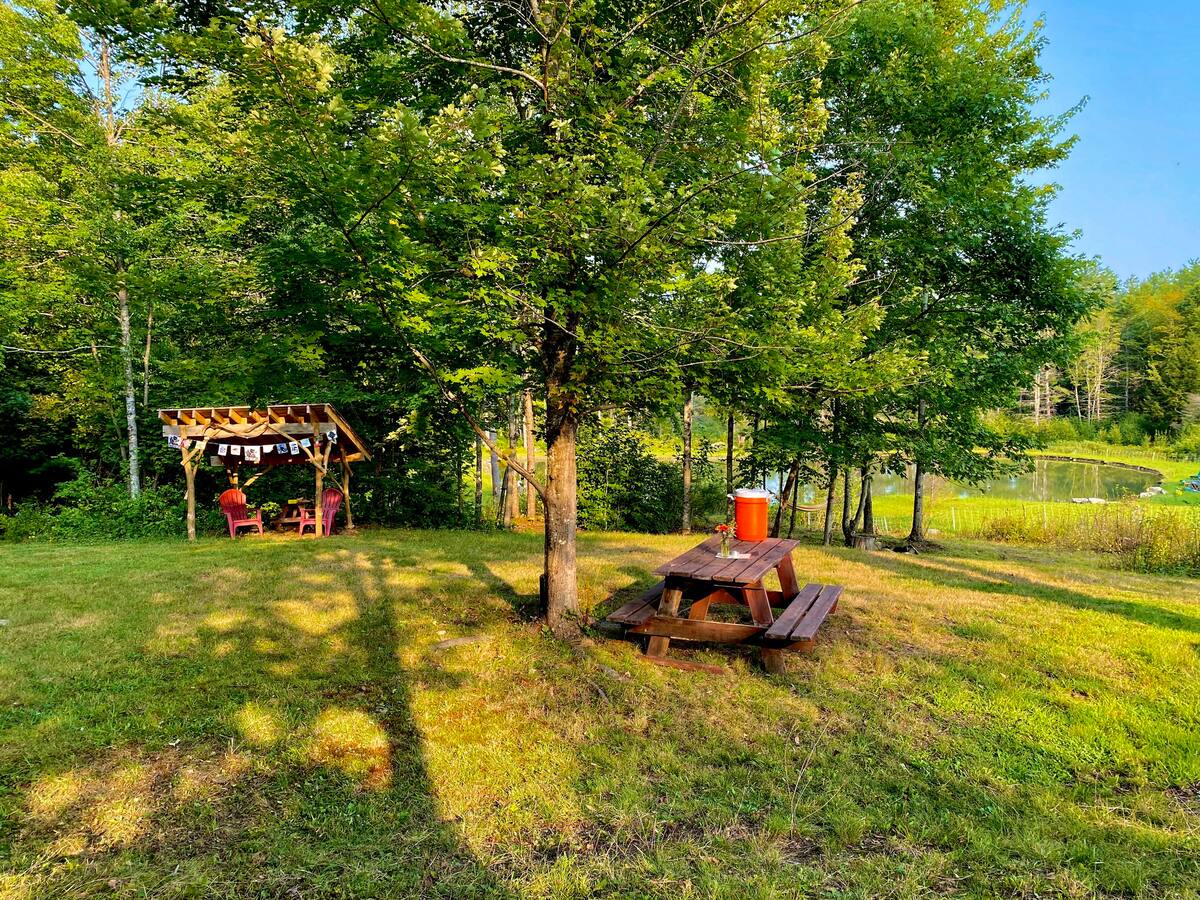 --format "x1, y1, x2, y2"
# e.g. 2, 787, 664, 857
607, 535, 843, 674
